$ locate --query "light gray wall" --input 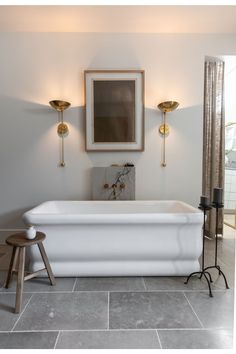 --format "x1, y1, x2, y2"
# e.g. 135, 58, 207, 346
0, 33, 236, 236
